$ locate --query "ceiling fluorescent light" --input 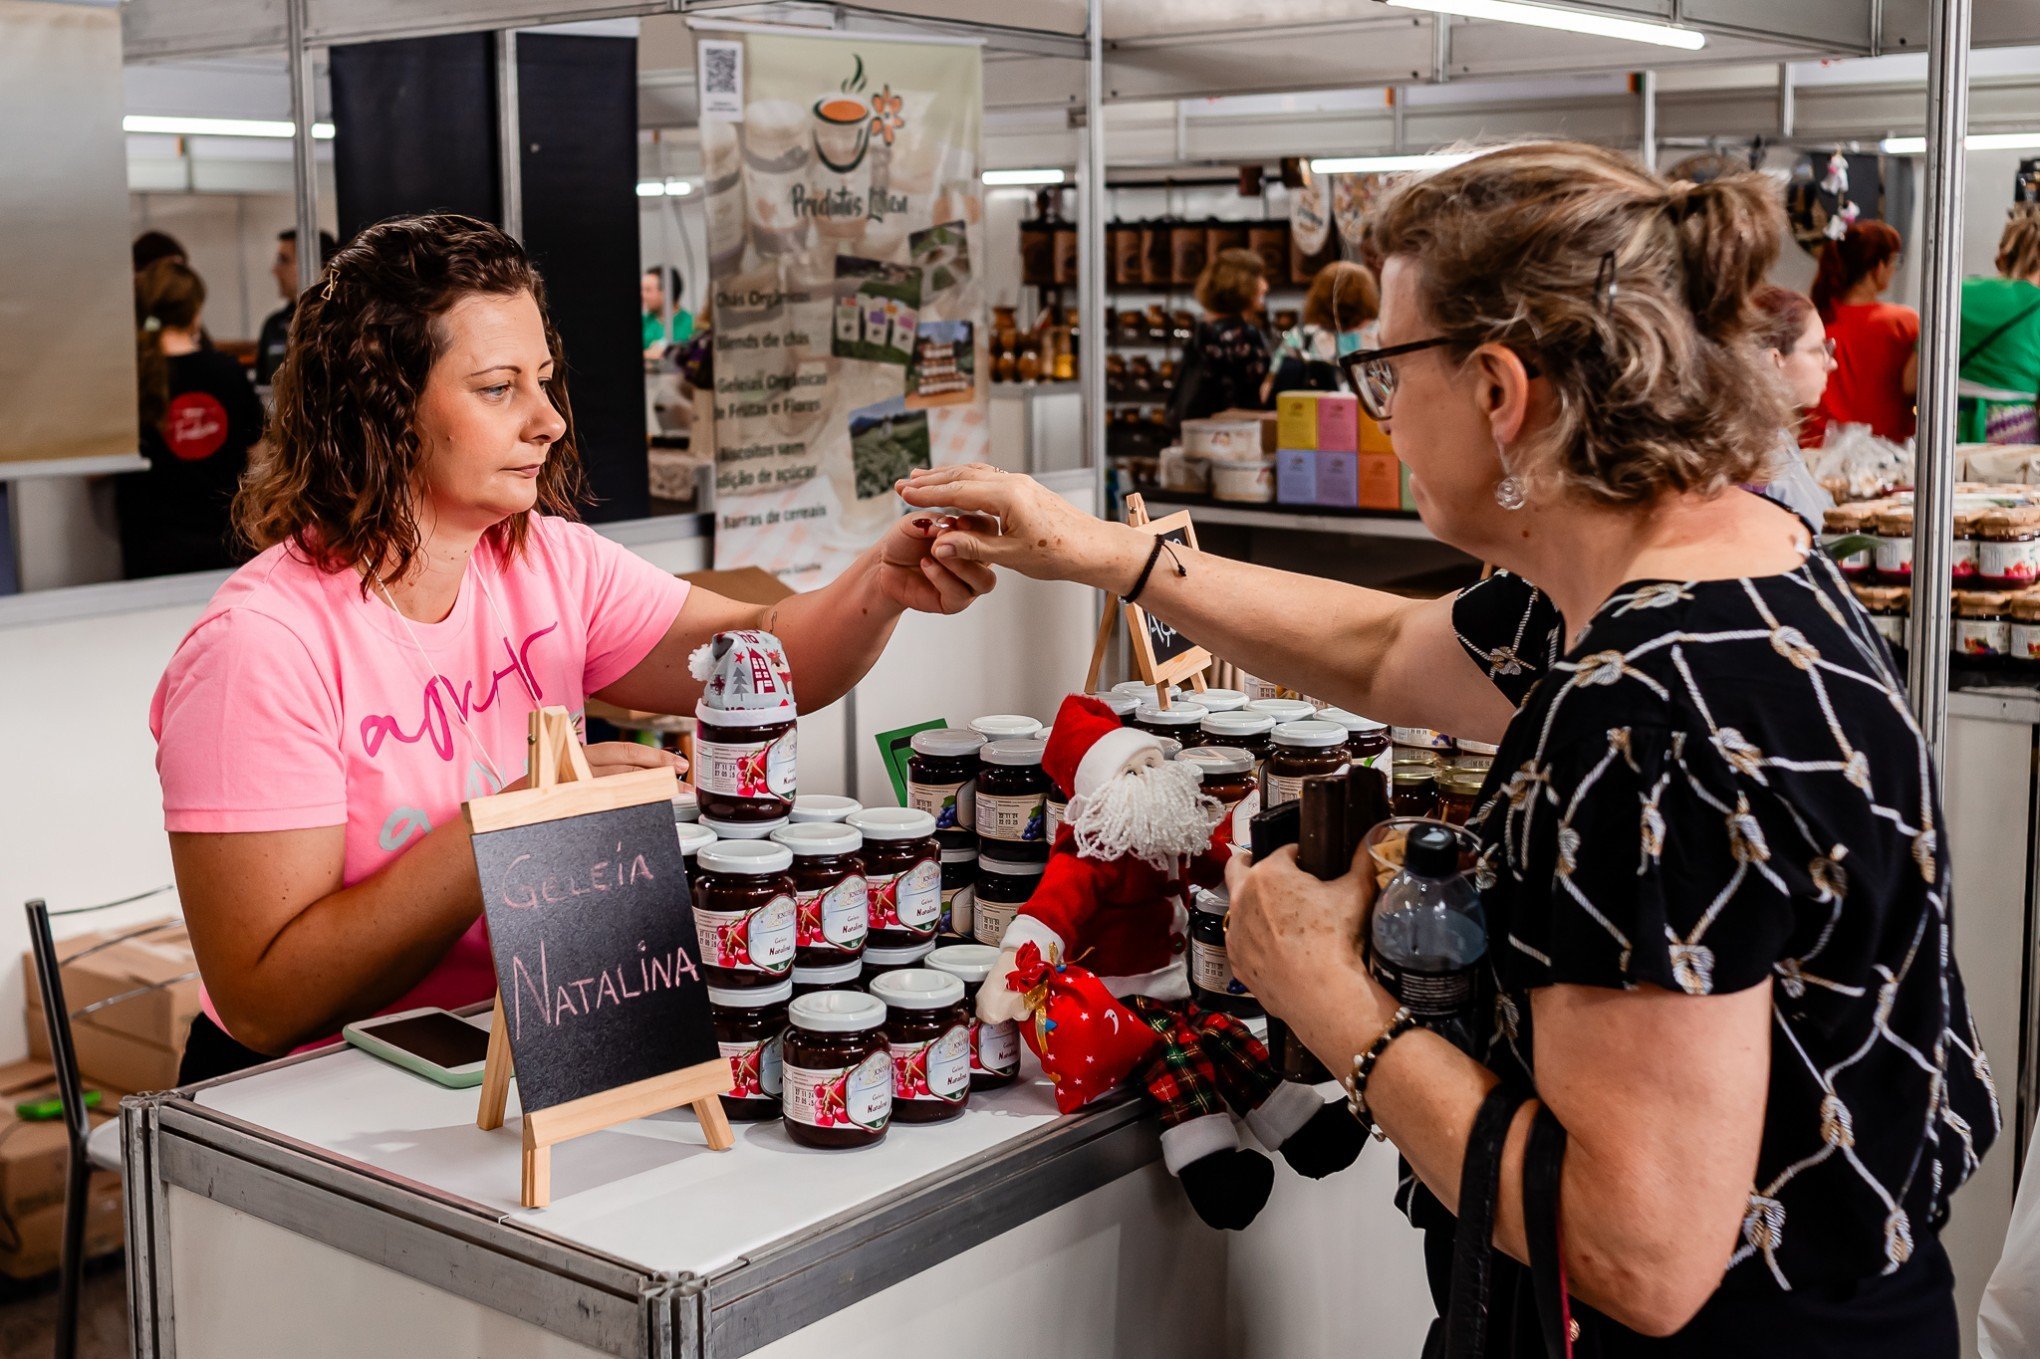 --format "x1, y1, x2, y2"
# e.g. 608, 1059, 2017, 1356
1381, 0, 1707, 51
1881, 132, 2040, 155
124, 115, 335, 140
1309, 151, 1480, 174
663, 178, 694, 196
635, 180, 667, 197
983, 168, 1066, 186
